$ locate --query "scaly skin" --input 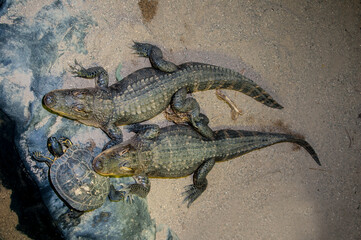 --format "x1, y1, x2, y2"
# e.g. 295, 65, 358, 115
92, 124, 320, 207
43, 43, 283, 149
